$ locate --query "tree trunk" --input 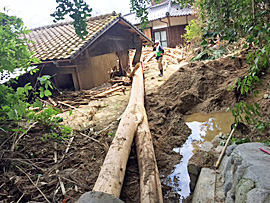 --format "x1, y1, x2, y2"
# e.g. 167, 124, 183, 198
93, 63, 145, 198
135, 107, 164, 203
